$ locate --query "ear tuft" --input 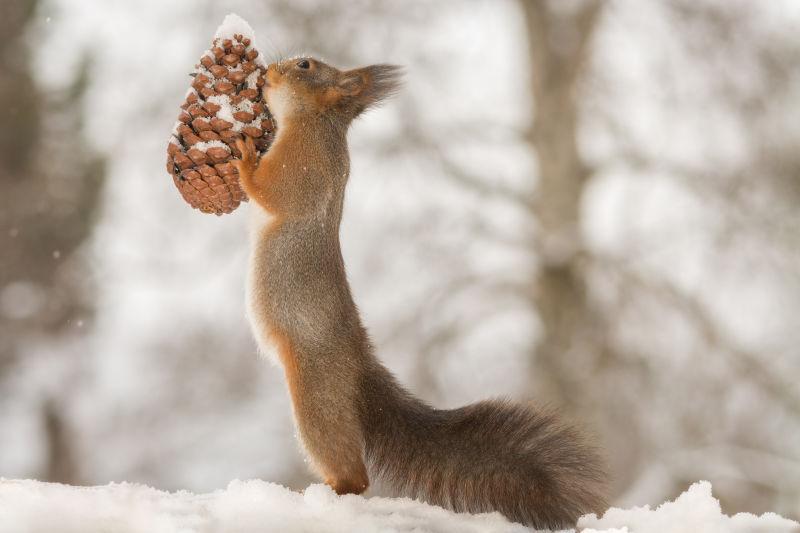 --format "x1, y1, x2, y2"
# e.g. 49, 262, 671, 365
346, 64, 403, 117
